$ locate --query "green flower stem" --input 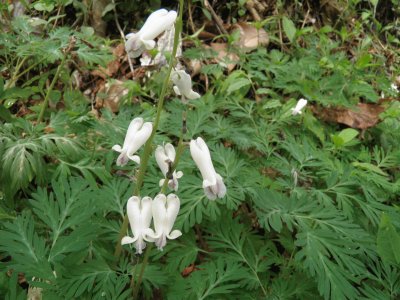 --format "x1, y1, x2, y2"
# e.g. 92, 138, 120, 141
114, 0, 185, 259
37, 54, 67, 123
161, 116, 187, 192
5, 56, 28, 89
132, 243, 153, 299
6, 57, 47, 89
